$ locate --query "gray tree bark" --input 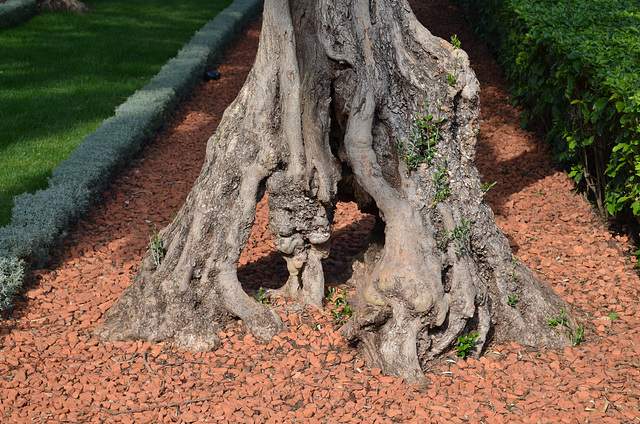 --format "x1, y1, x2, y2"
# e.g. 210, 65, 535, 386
95, 0, 578, 384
